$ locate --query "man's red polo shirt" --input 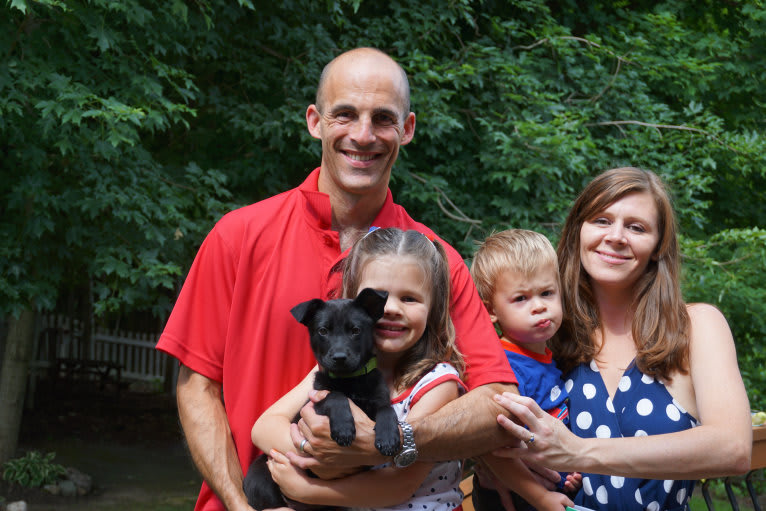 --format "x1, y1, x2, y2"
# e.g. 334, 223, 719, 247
156, 168, 516, 511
